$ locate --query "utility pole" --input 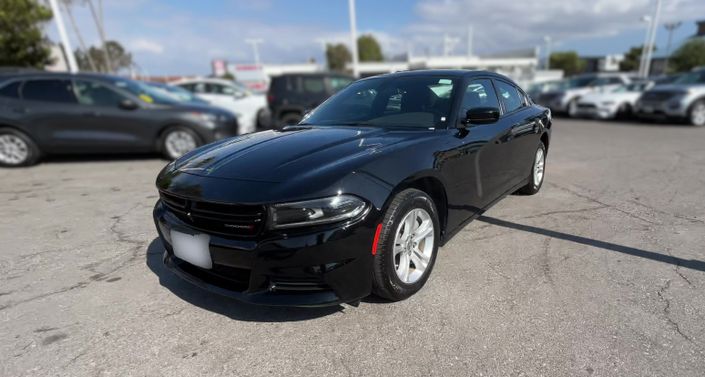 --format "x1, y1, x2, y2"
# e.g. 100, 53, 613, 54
663, 21, 682, 73
466, 25, 474, 58
245, 39, 264, 66
543, 36, 552, 70
348, 0, 359, 78
48, 0, 78, 72
61, 0, 97, 71
87, 0, 112, 73
642, 0, 662, 78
